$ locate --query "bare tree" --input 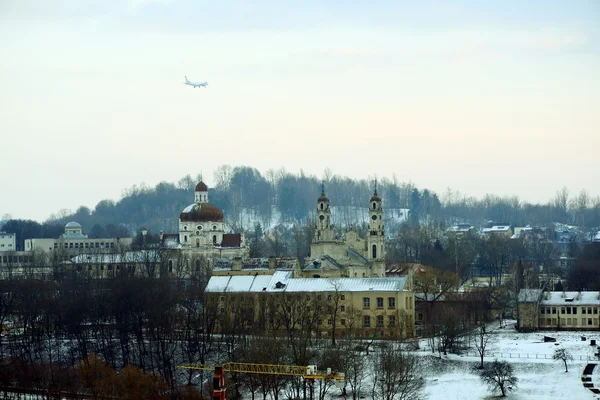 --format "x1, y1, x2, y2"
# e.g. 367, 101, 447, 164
474, 322, 494, 369
373, 344, 424, 400
479, 360, 518, 397
553, 347, 573, 372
